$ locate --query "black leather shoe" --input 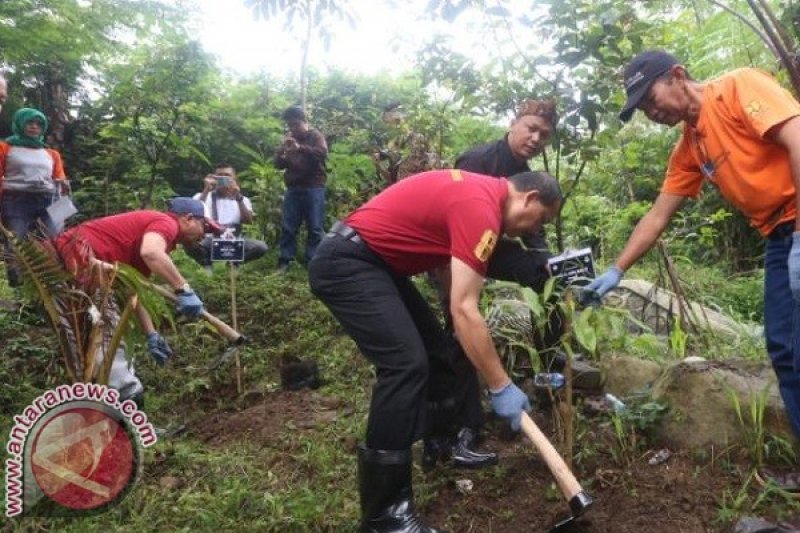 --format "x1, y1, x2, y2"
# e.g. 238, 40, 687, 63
450, 427, 498, 469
